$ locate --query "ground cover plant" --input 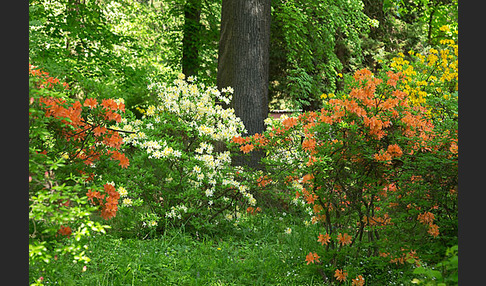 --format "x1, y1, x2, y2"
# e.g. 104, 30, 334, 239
29, 1, 457, 285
